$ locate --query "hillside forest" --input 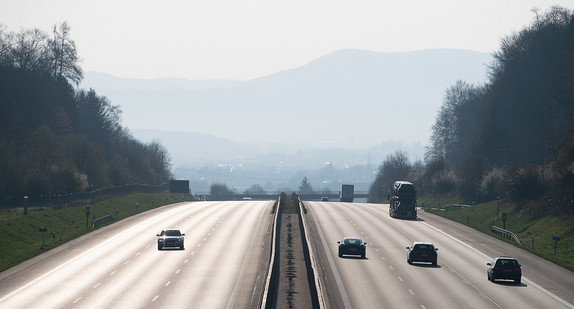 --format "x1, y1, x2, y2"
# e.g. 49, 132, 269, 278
0, 23, 172, 206
369, 6, 574, 220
